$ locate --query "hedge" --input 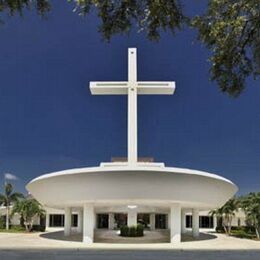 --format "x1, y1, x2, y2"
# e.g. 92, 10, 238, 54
120, 224, 144, 237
